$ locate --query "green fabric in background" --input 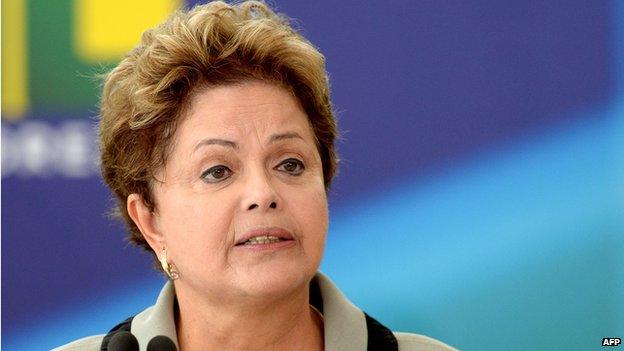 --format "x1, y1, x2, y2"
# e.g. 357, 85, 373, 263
28, 0, 114, 114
